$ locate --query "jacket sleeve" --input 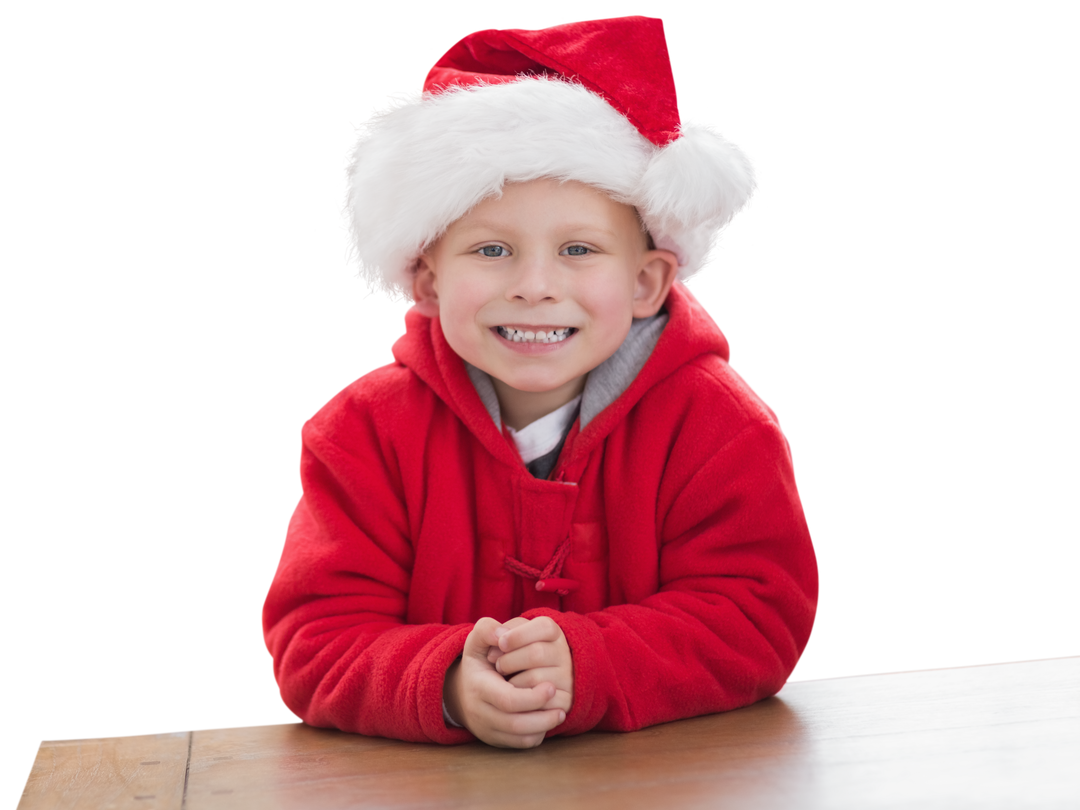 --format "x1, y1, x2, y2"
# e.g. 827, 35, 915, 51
262, 401, 473, 744
530, 415, 818, 736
